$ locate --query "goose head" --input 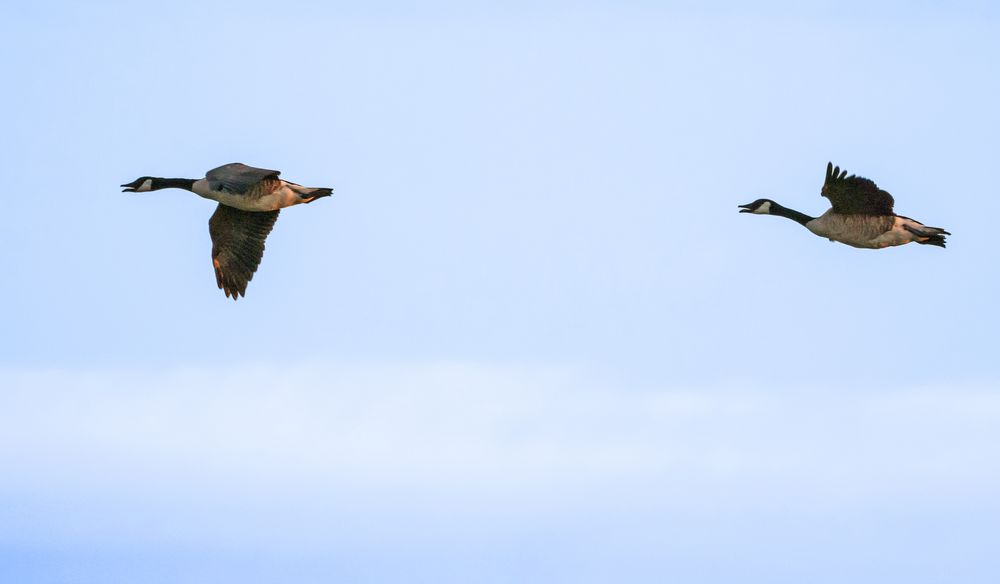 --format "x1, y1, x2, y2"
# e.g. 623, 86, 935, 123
121, 177, 155, 192
738, 199, 775, 214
